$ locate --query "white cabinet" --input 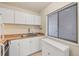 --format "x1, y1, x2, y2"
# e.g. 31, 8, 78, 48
20, 37, 41, 56
34, 15, 41, 25
20, 39, 31, 56
26, 14, 41, 25
9, 40, 20, 56
9, 37, 43, 56
30, 37, 40, 53
26, 14, 32, 25
0, 8, 14, 23
26, 14, 35, 25
0, 7, 41, 25
15, 10, 26, 24
42, 38, 69, 56
42, 41, 57, 56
